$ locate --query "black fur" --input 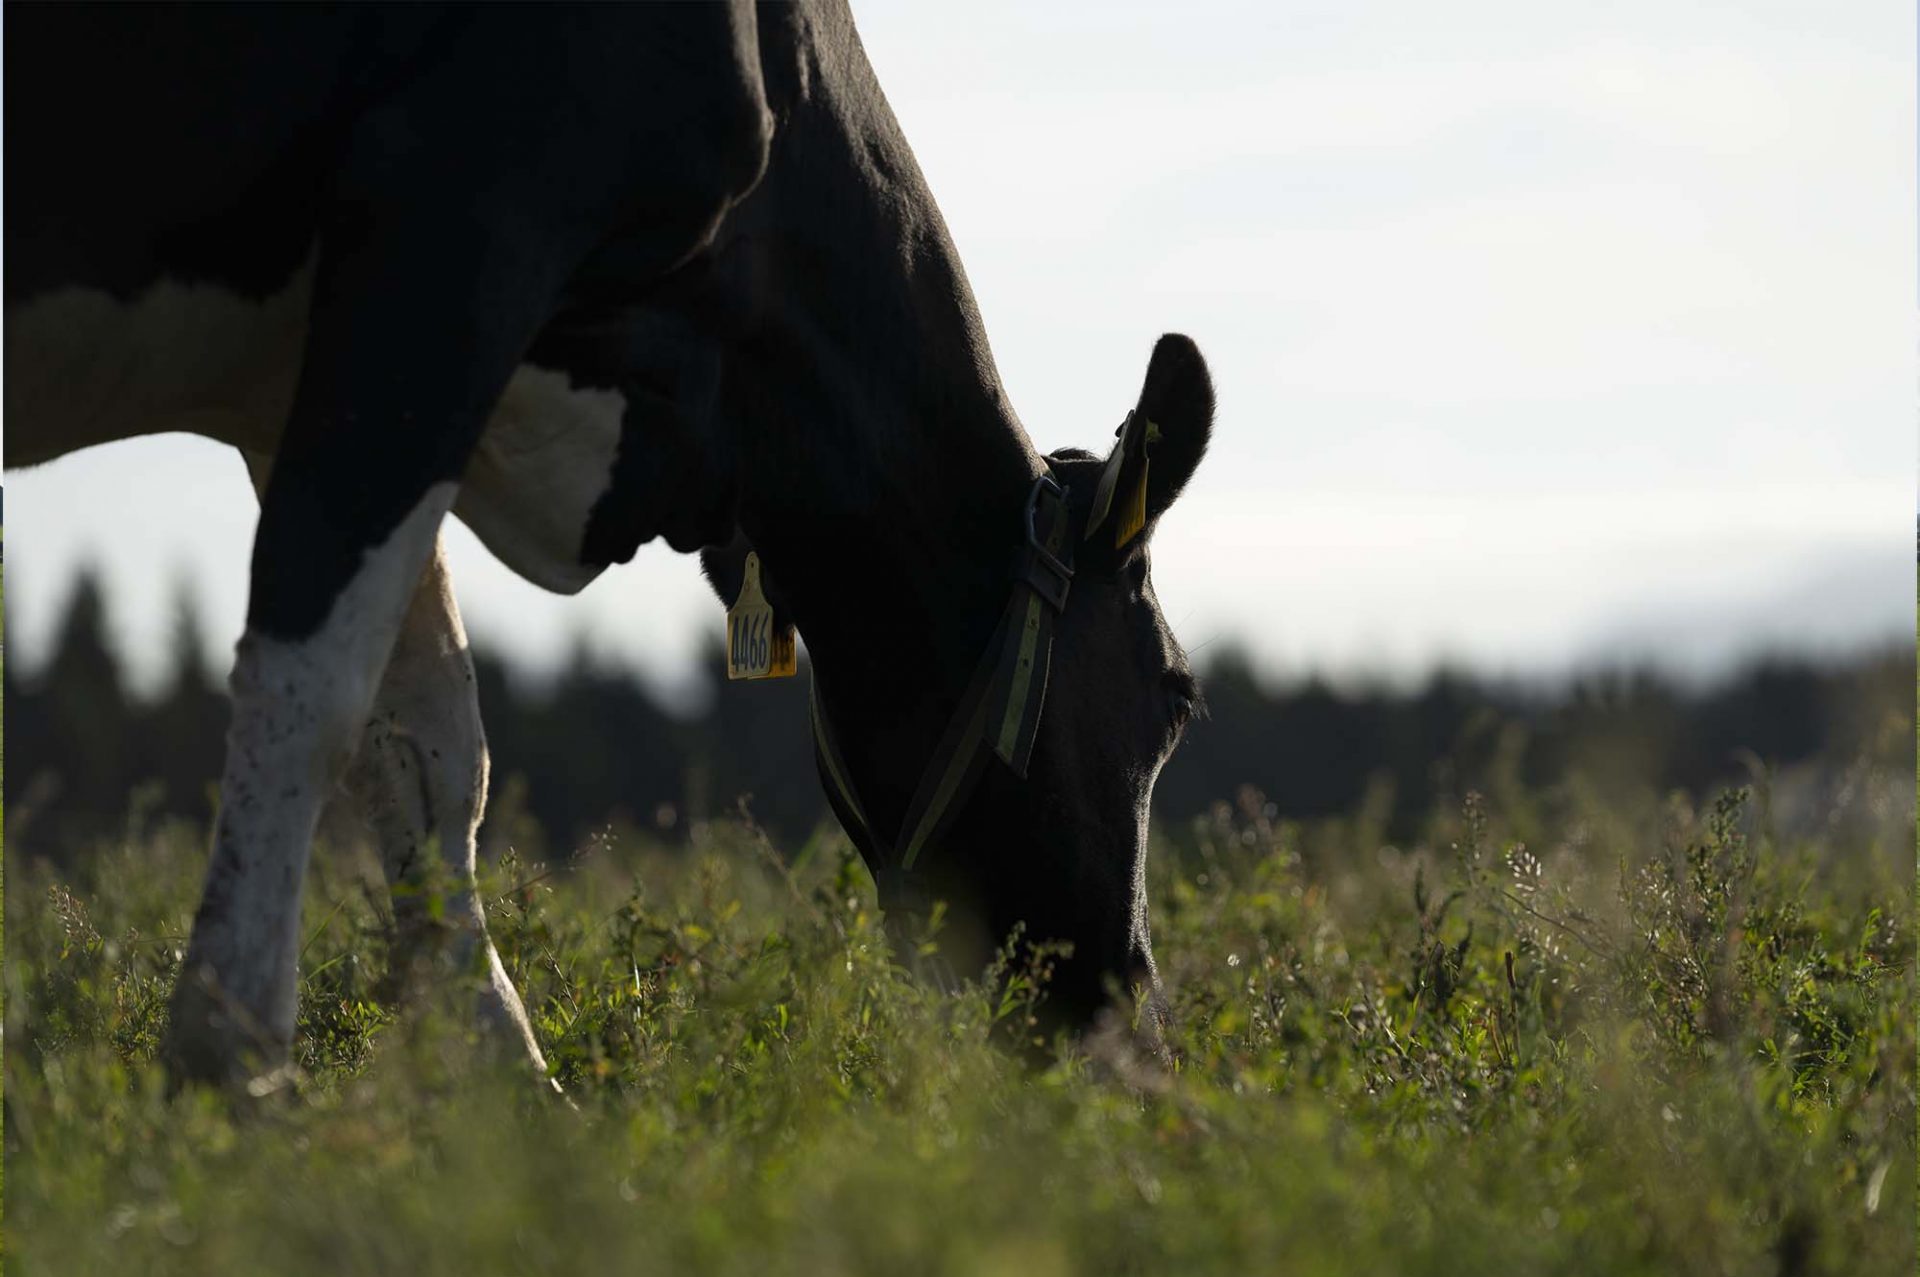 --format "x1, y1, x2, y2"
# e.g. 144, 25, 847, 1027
8, 0, 1216, 1044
